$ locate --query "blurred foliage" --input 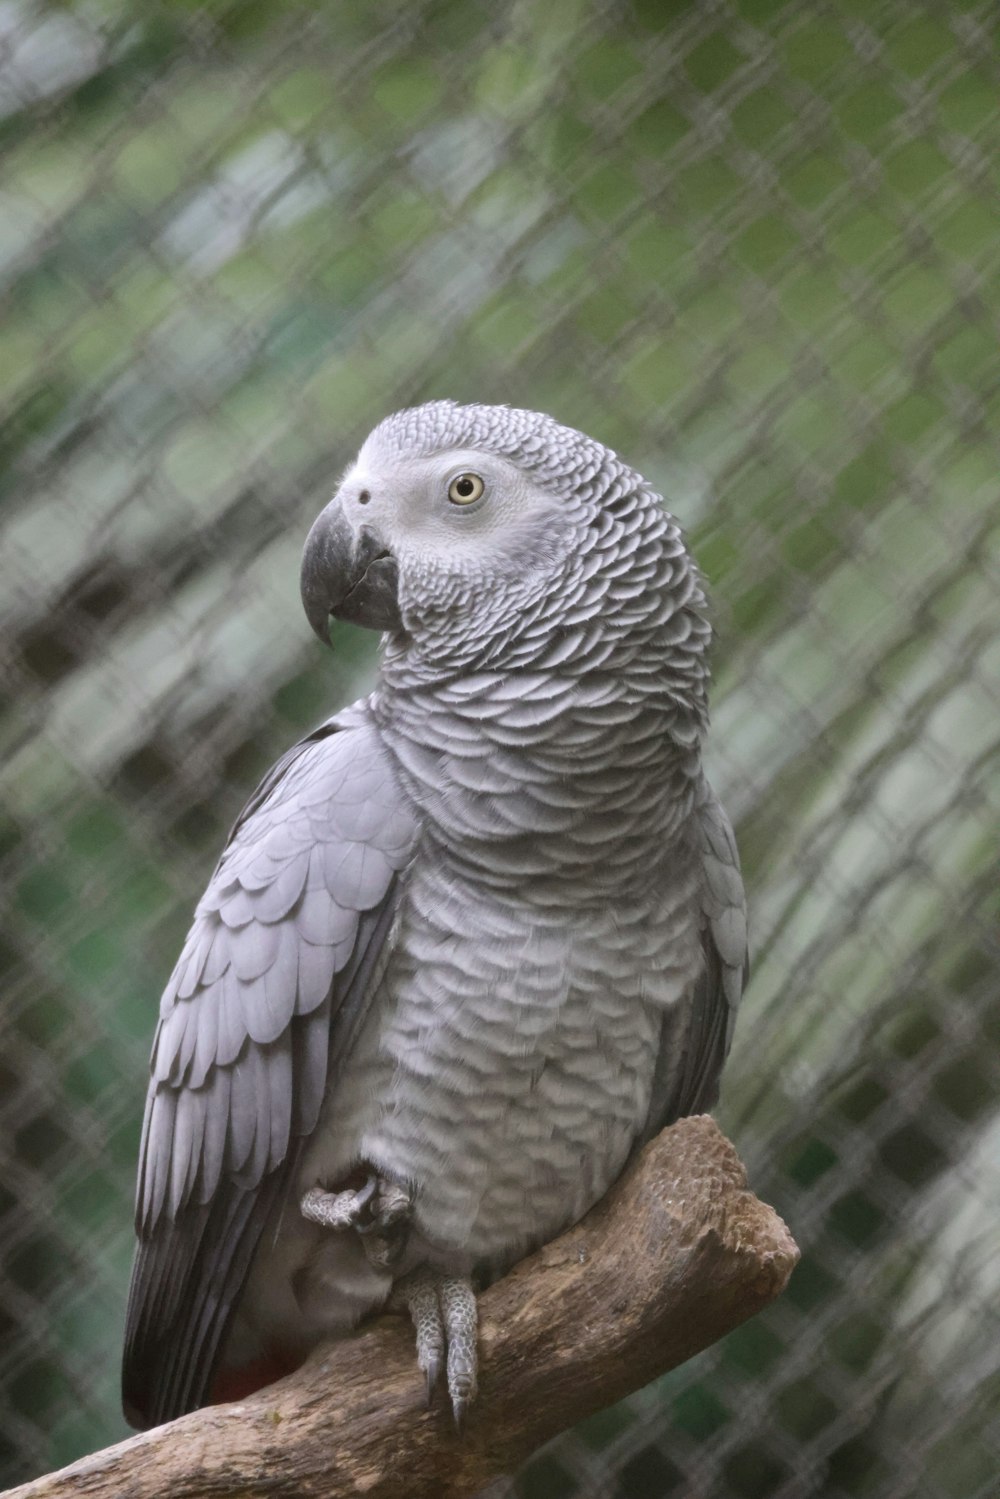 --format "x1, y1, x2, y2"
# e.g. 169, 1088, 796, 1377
0, 0, 998, 1493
